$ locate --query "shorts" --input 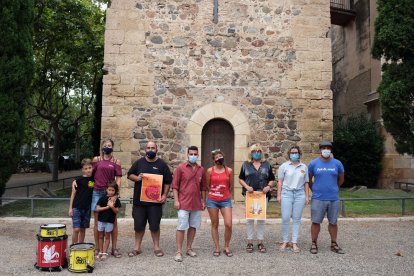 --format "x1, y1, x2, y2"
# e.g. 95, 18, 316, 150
311, 199, 340, 225
177, 210, 202, 230
97, 221, 114, 233
91, 190, 106, 212
72, 208, 91, 229
206, 197, 232, 209
132, 204, 163, 232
